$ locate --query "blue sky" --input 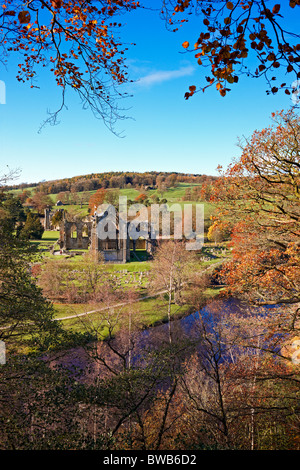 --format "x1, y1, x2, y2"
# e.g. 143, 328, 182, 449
0, 2, 298, 185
